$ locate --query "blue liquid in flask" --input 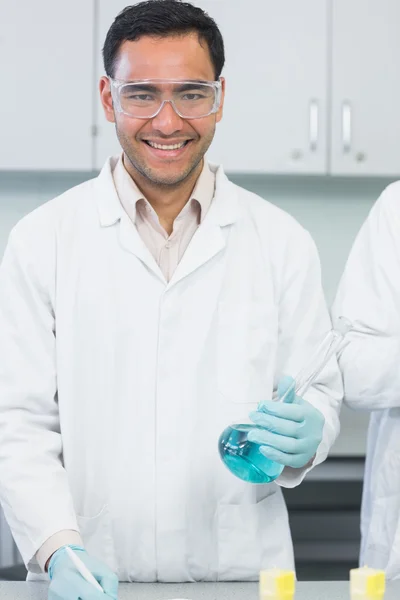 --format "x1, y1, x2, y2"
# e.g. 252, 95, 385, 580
218, 424, 284, 484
